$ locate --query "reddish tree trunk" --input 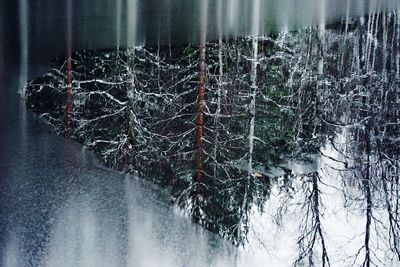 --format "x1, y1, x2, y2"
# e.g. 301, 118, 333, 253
194, 40, 206, 223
